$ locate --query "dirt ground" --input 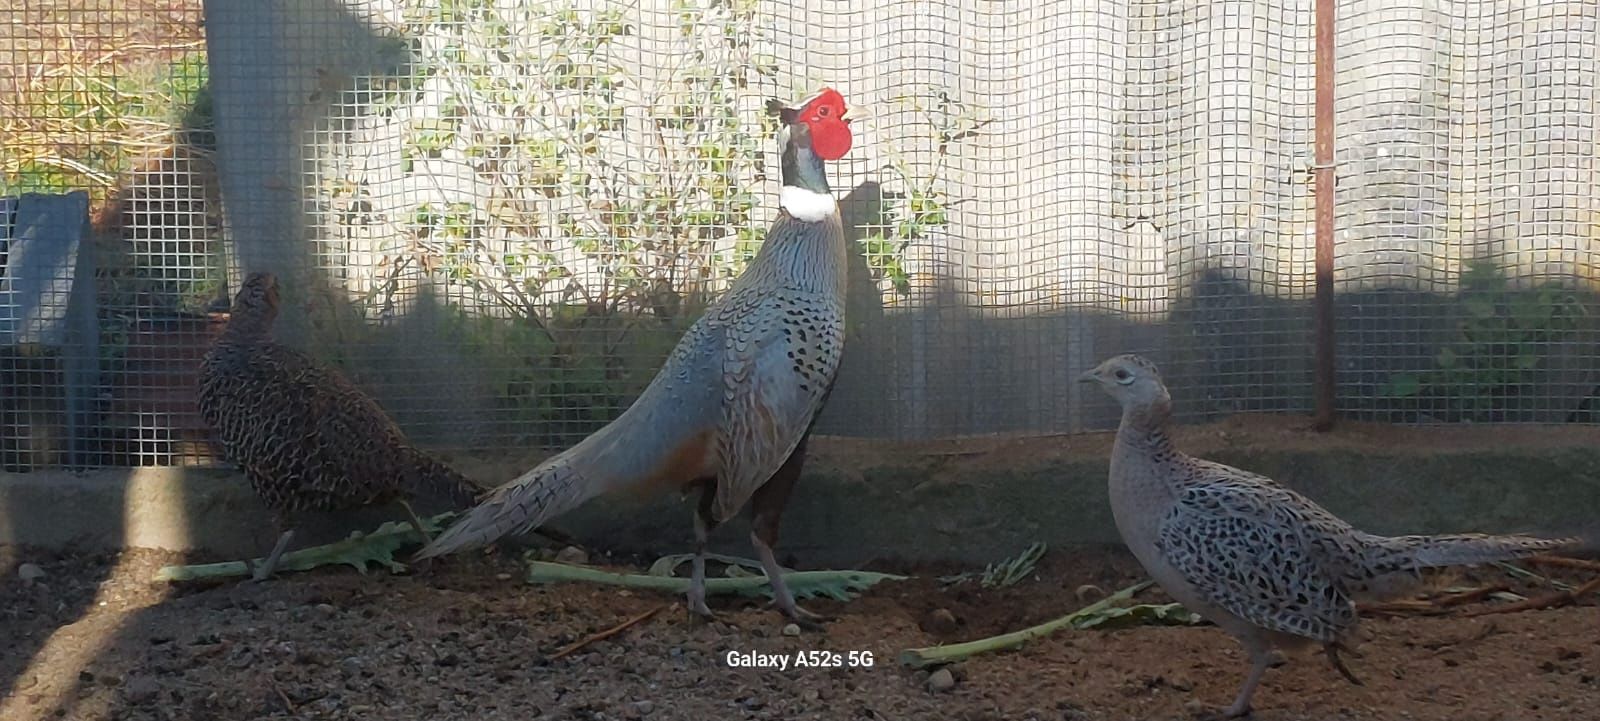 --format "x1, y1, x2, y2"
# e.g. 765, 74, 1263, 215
1, 546, 1596, 721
